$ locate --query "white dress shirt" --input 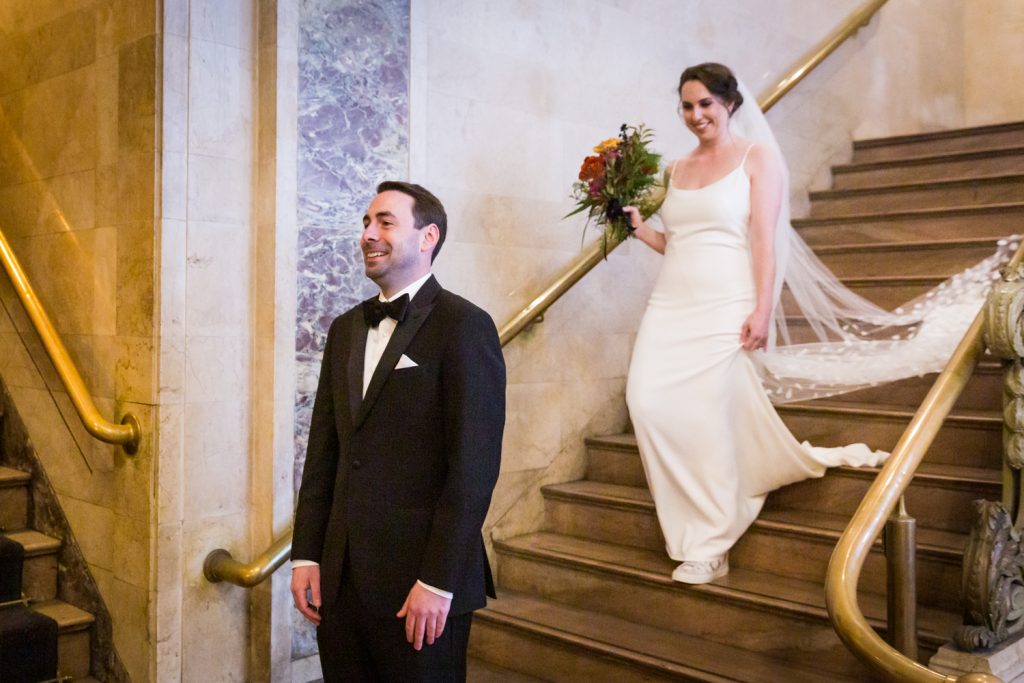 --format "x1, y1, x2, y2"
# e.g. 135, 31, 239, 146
293, 272, 453, 600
